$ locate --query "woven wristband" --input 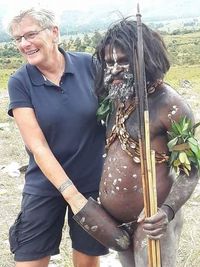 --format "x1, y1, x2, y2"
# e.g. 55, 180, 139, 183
58, 179, 74, 193
162, 204, 175, 221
